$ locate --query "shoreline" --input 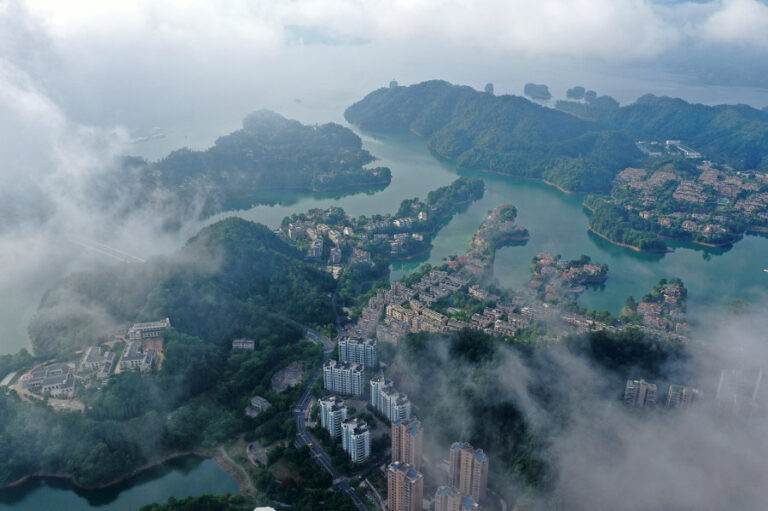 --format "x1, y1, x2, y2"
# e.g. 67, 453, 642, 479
587, 227, 673, 254
1, 450, 214, 492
